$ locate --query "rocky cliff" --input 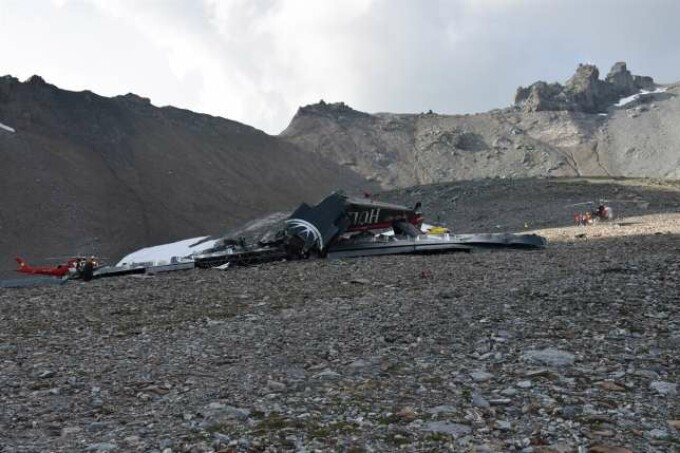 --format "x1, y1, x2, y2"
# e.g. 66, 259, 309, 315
281, 63, 679, 189
514, 62, 656, 113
